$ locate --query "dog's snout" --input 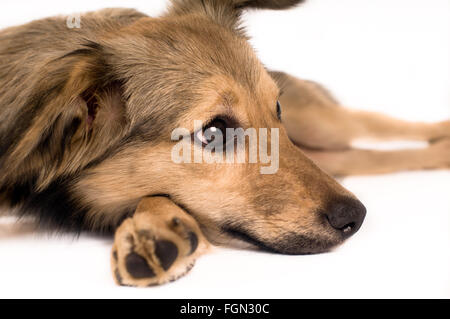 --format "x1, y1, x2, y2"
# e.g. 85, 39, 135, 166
325, 198, 366, 238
